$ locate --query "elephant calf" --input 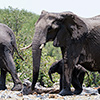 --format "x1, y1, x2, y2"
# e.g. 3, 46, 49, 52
0, 23, 23, 91
48, 59, 89, 94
